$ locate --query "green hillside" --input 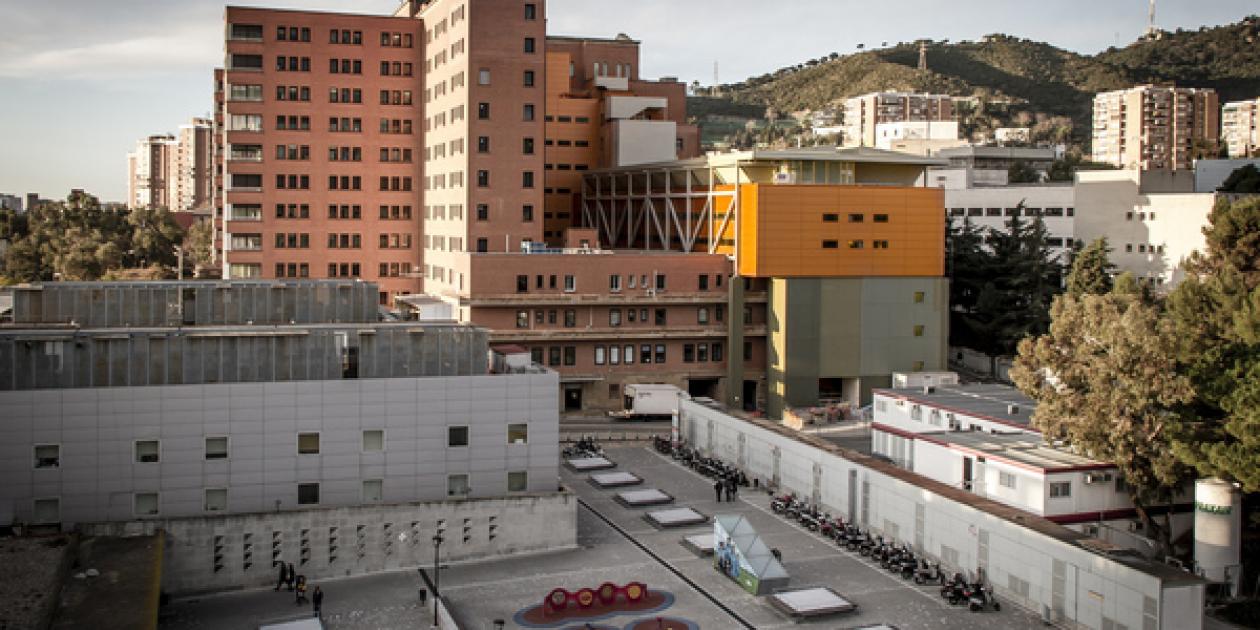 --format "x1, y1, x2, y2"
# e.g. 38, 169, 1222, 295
690, 16, 1260, 147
